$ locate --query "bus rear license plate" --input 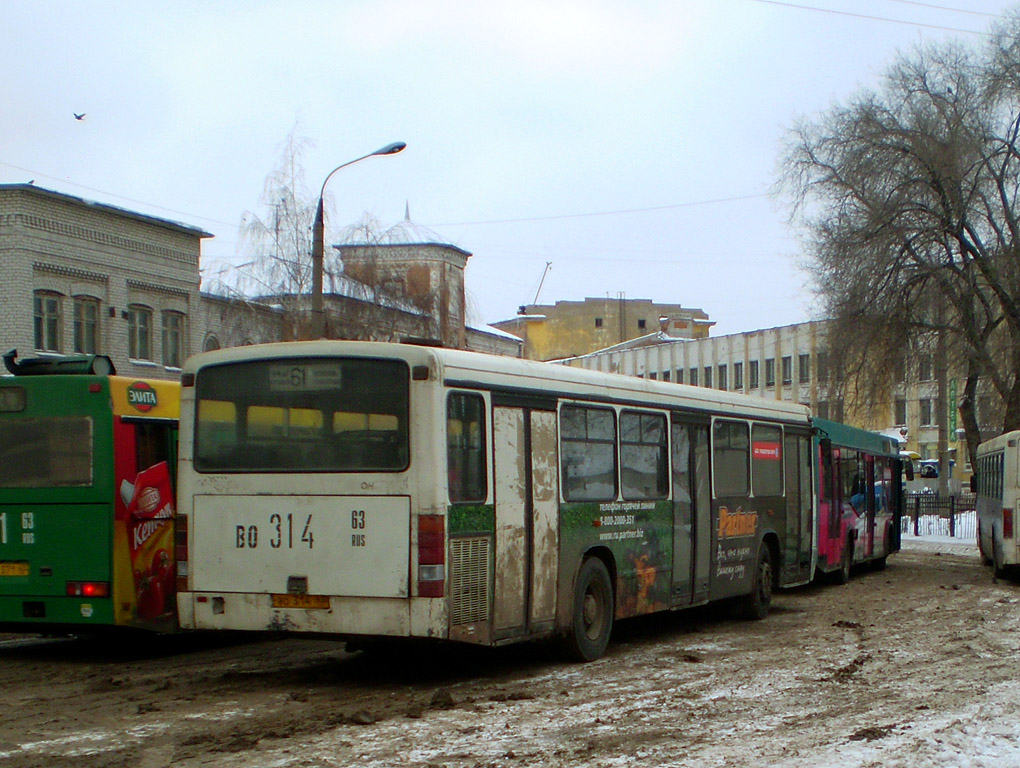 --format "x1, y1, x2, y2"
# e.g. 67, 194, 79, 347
0, 562, 30, 577
271, 594, 330, 610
